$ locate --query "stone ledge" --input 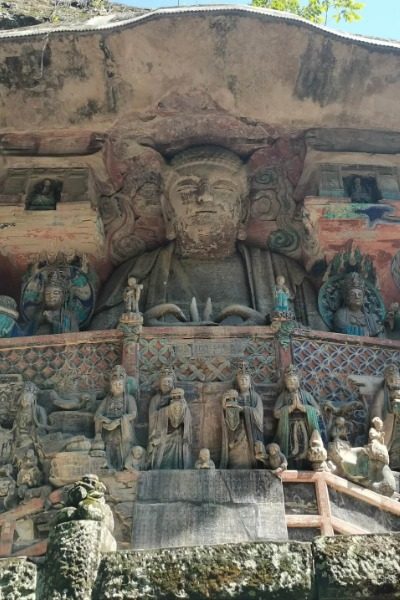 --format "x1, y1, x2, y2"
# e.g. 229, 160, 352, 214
93, 542, 313, 600
2, 535, 400, 599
